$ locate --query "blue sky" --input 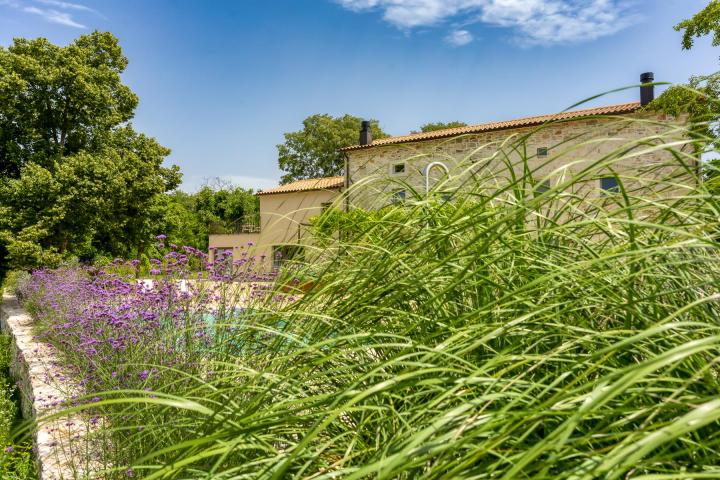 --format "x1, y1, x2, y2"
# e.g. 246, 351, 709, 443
0, 0, 717, 191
